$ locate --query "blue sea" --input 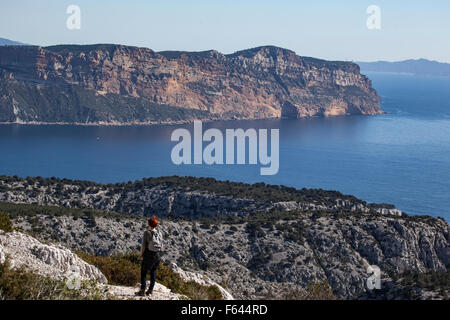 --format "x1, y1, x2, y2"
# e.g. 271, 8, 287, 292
0, 73, 449, 221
